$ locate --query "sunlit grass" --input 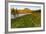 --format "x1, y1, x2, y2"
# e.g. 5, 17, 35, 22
11, 11, 41, 28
